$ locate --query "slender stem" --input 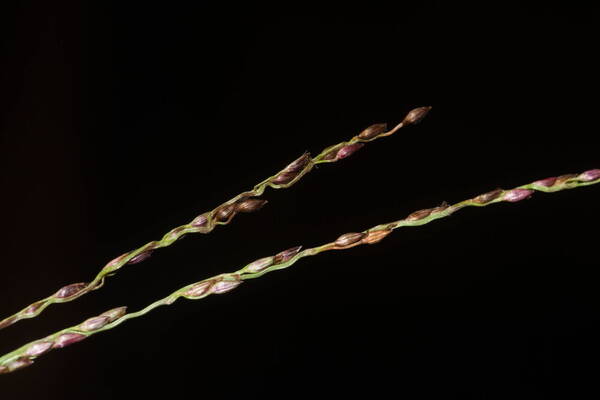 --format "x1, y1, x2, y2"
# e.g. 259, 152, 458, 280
0, 107, 432, 331
1, 168, 597, 374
